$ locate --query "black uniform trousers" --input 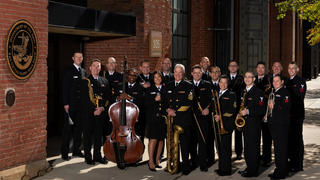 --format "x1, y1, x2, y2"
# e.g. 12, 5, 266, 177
288, 118, 304, 170
235, 129, 243, 157
193, 115, 212, 167
60, 109, 82, 156
269, 122, 289, 177
82, 114, 104, 161
243, 122, 261, 174
261, 121, 272, 163
218, 133, 232, 174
